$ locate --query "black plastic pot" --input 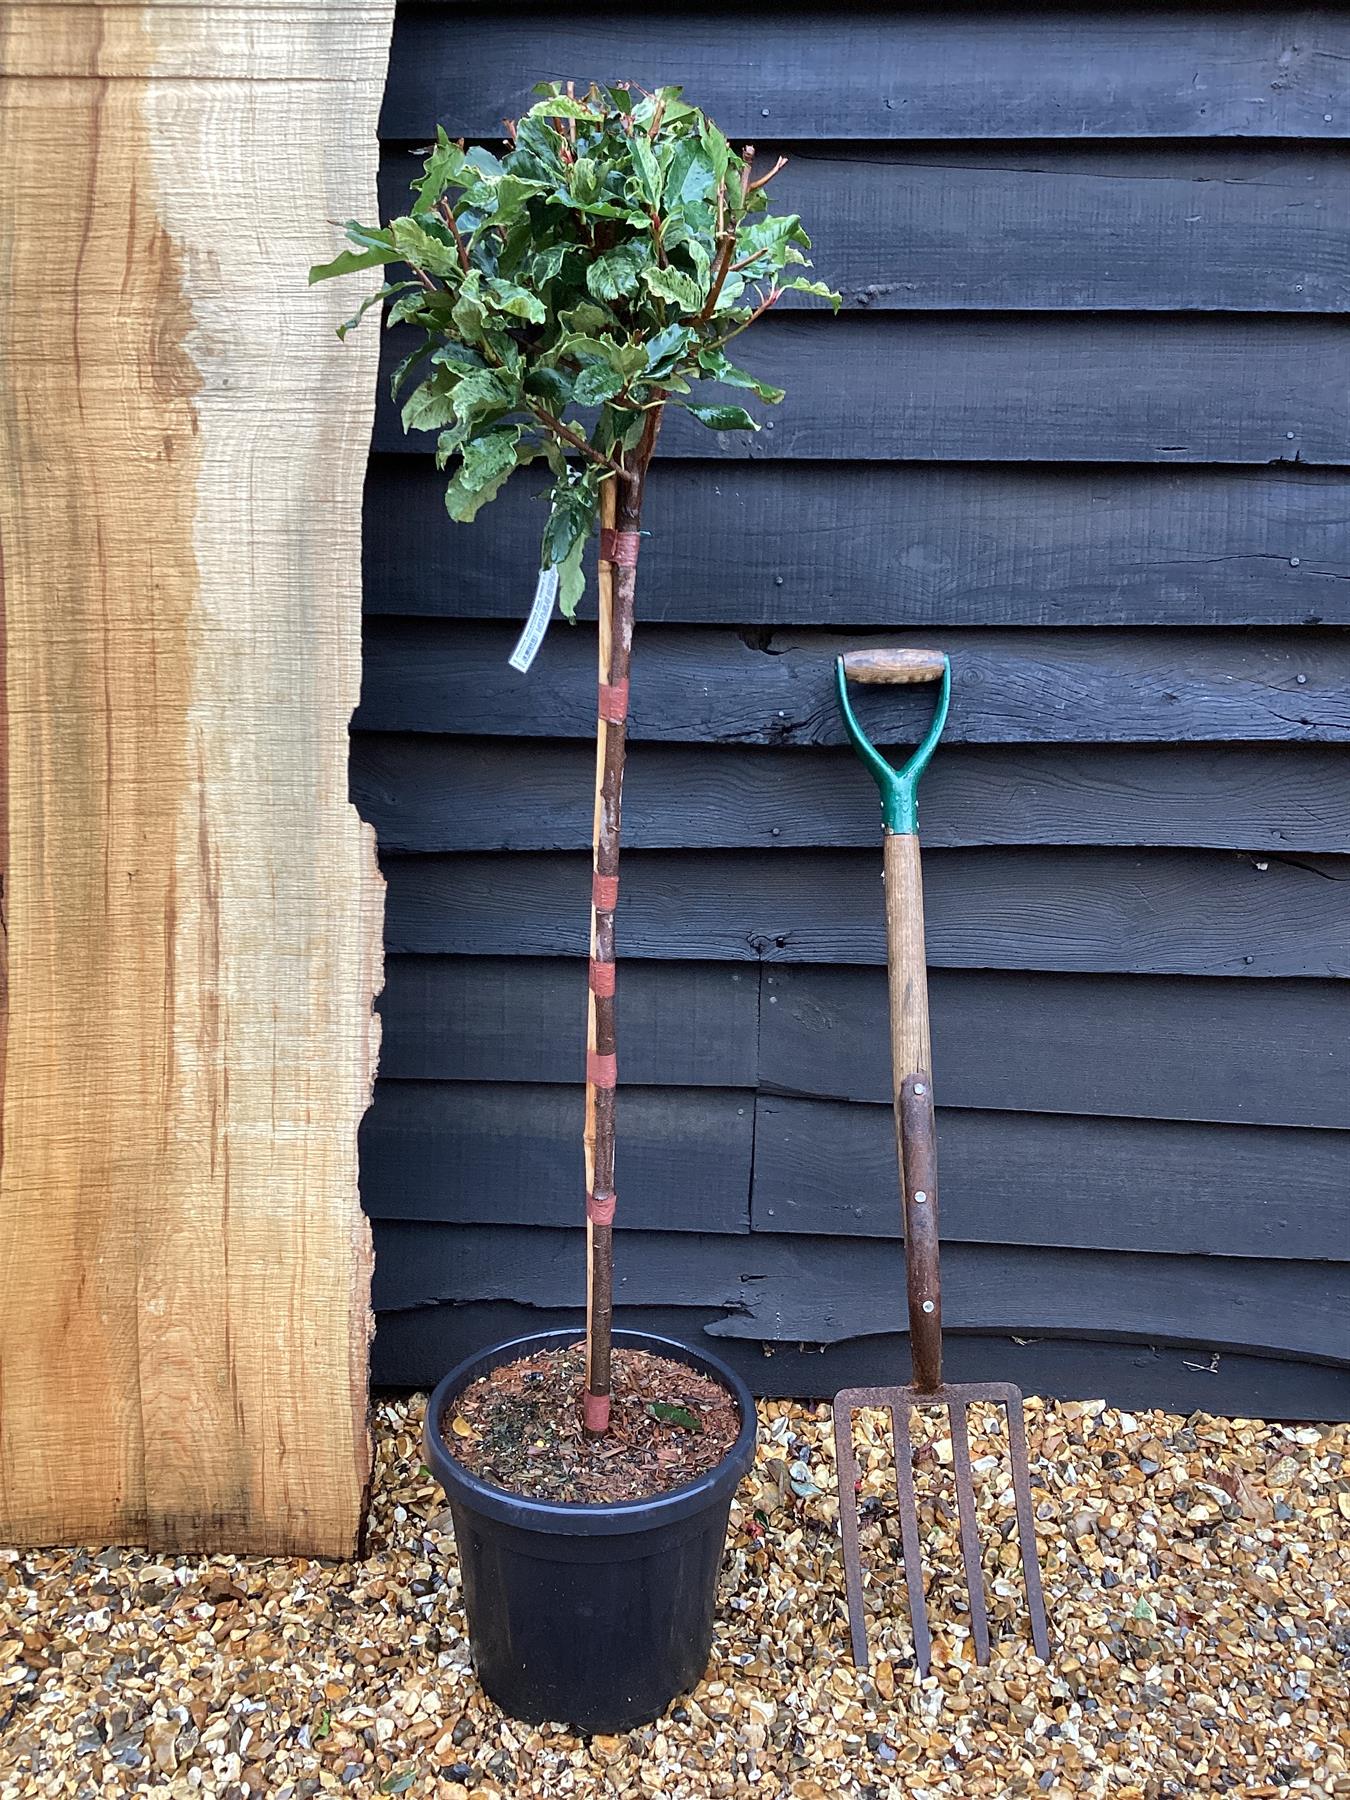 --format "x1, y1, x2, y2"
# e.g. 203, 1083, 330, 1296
423, 1328, 757, 1734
